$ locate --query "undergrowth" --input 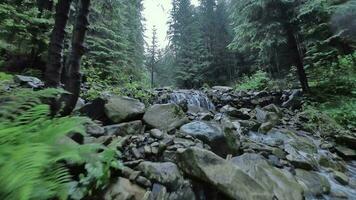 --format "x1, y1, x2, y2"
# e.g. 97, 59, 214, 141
0, 88, 121, 200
